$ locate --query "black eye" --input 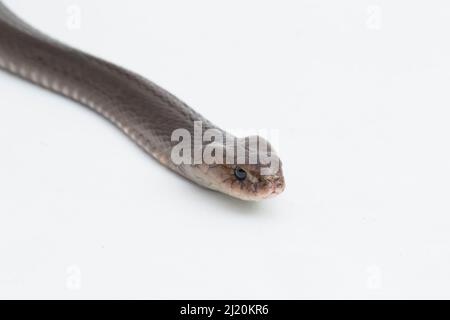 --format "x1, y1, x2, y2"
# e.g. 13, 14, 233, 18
234, 167, 247, 181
